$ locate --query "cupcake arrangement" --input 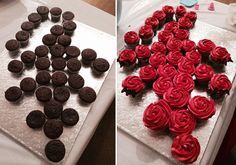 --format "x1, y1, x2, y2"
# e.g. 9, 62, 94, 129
4, 6, 110, 163
118, 5, 233, 164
